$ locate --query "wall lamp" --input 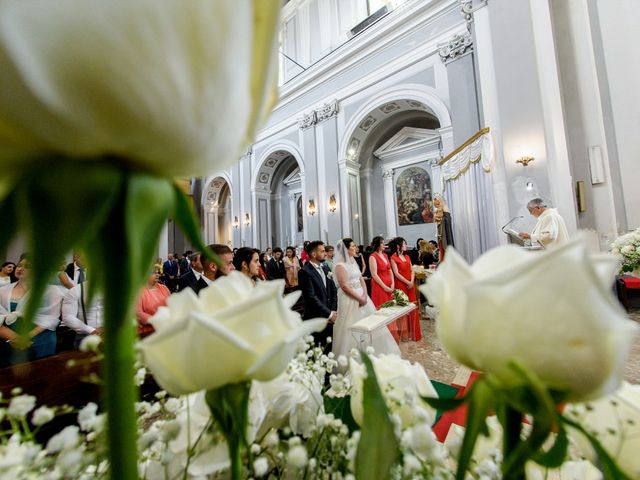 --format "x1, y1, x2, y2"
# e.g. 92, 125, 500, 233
308, 199, 317, 216
328, 194, 337, 213
232, 216, 239, 229
516, 156, 535, 167
244, 213, 251, 226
